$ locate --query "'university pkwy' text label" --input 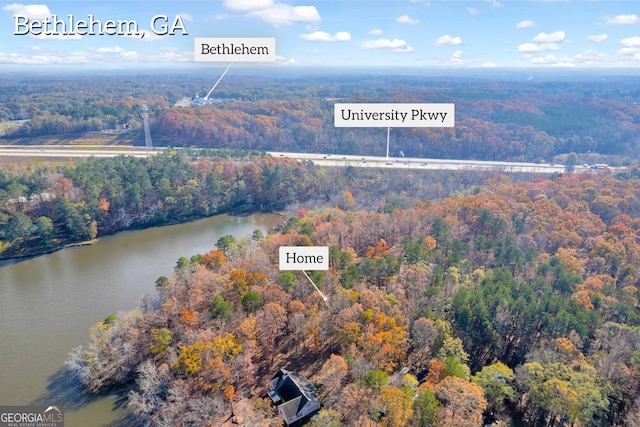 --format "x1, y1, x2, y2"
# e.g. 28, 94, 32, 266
334, 103, 455, 128
194, 38, 275, 62
279, 246, 329, 271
